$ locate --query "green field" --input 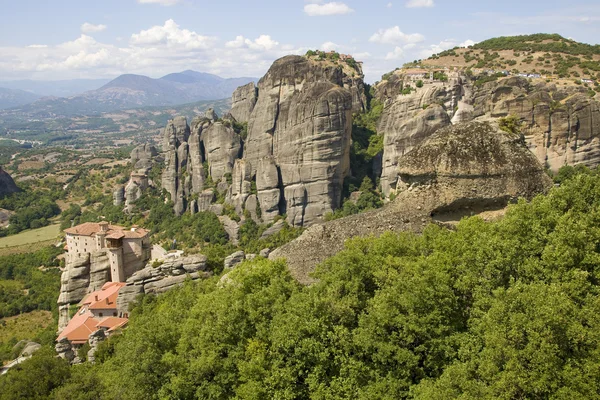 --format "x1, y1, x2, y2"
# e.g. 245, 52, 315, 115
0, 224, 61, 256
